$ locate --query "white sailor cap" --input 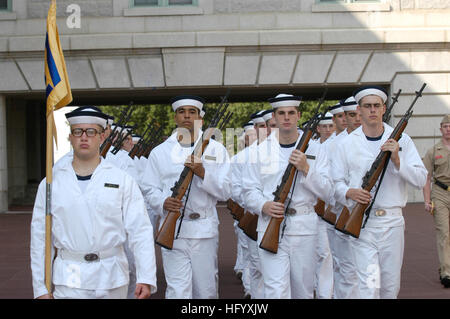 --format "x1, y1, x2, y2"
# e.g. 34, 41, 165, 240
353, 85, 388, 104
243, 121, 255, 132
319, 112, 334, 125
170, 95, 205, 113
341, 96, 358, 112
65, 106, 109, 129
268, 94, 302, 109
328, 102, 344, 115
132, 134, 141, 143
261, 109, 274, 122
250, 110, 266, 124
107, 115, 115, 126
